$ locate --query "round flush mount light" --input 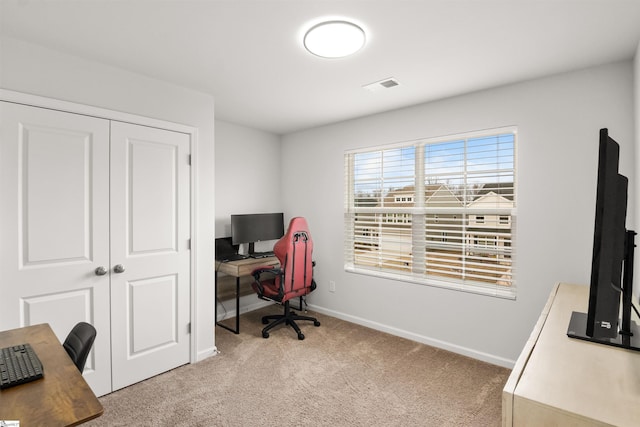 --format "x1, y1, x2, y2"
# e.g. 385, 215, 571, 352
303, 20, 366, 58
